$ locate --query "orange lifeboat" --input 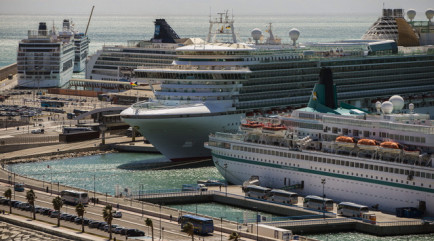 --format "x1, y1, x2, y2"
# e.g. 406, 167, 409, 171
240, 120, 263, 133
357, 139, 378, 150
261, 123, 287, 136
380, 141, 400, 149
379, 141, 402, 154
335, 136, 355, 148
336, 136, 355, 143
